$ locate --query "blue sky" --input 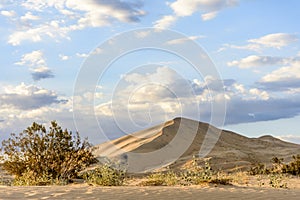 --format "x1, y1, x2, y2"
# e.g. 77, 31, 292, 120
1, 0, 300, 144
